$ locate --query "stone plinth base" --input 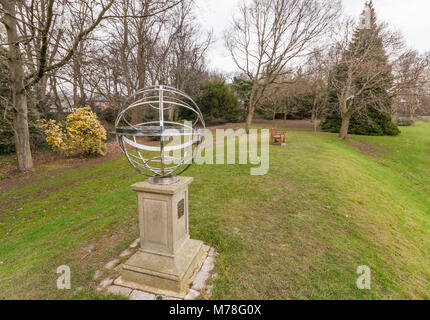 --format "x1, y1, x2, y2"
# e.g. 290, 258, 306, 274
116, 239, 205, 298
